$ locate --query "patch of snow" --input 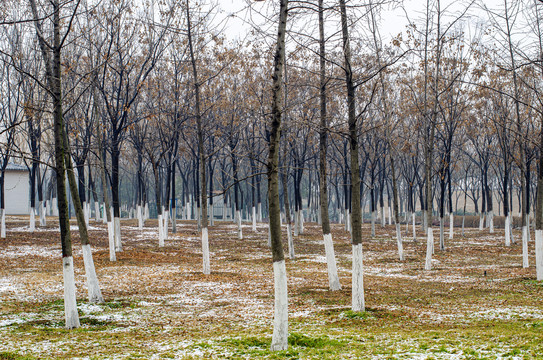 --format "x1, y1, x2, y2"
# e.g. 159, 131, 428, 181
300, 256, 327, 264
90, 313, 127, 322
0, 277, 18, 292
0, 318, 26, 327
470, 307, 543, 321
0, 245, 61, 259
79, 303, 104, 314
